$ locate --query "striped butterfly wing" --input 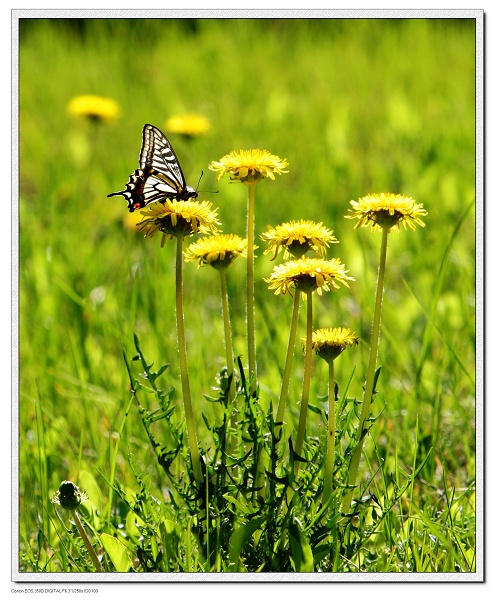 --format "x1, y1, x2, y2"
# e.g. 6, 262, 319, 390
108, 124, 198, 212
